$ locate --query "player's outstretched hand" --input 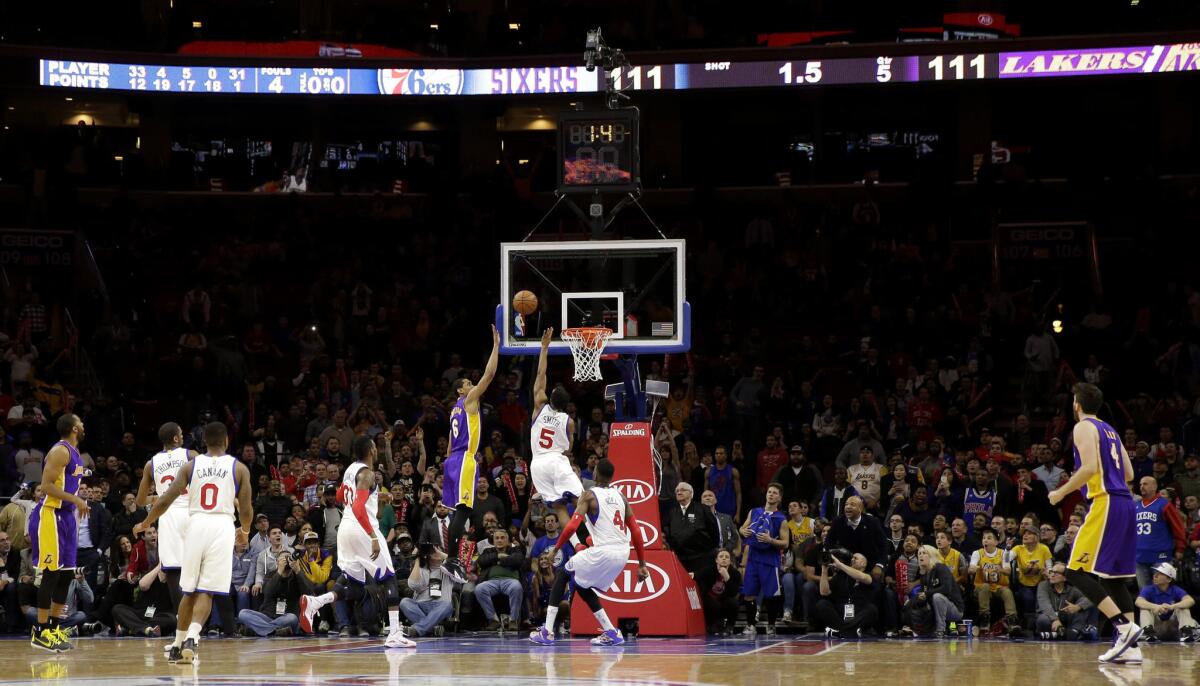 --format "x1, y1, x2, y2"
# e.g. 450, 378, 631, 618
1048, 488, 1063, 506
371, 538, 381, 560
492, 324, 500, 346
541, 327, 554, 347
132, 521, 146, 537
